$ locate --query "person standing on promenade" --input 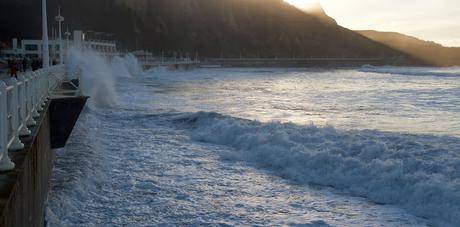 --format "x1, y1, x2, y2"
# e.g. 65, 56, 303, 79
16, 58, 23, 73
22, 57, 28, 72
9, 59, 18, 78
31, 58, 39, 71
